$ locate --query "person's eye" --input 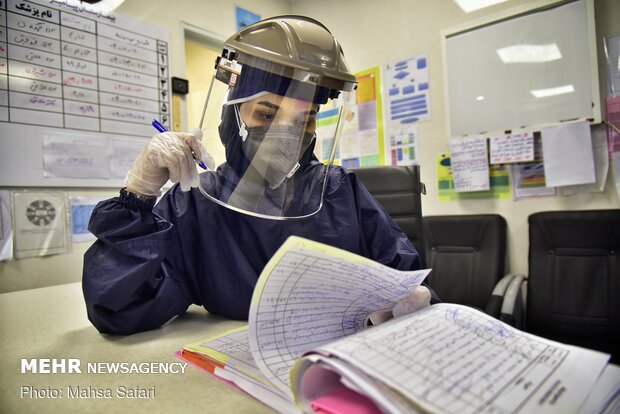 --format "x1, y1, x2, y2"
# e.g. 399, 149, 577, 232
256, 110, 276, 122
